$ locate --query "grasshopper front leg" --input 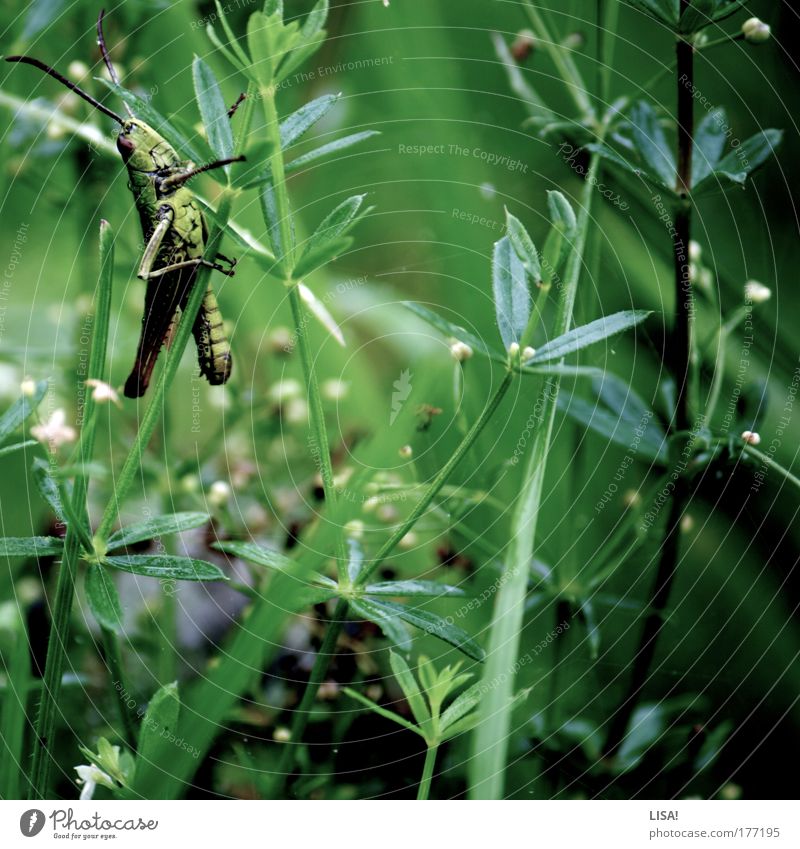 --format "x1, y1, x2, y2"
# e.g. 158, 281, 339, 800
137, 212, 236, 279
